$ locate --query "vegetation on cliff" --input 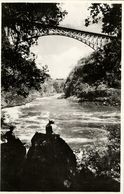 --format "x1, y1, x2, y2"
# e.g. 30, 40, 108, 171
64, 4, 121, 106
64, 53, 121, 106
